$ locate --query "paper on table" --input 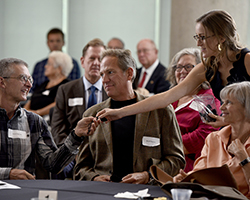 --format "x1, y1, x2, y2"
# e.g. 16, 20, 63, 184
0, 180, 21, 189
114, 188, 150, 199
